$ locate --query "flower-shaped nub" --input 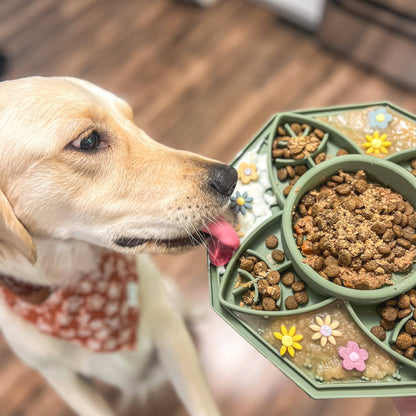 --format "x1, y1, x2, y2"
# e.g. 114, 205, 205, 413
368, 108, 393, 129
230, 191, 253, 215
274, 325, 303, 357
237, 162, 258, 184
362, 131, 391, 155
309, 315, 342, 347
338, 341, 368, 371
